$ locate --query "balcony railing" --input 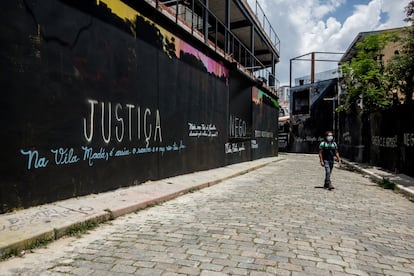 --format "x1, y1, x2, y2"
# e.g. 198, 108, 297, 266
252, 0, 280, 54
150, 0, 280, 91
